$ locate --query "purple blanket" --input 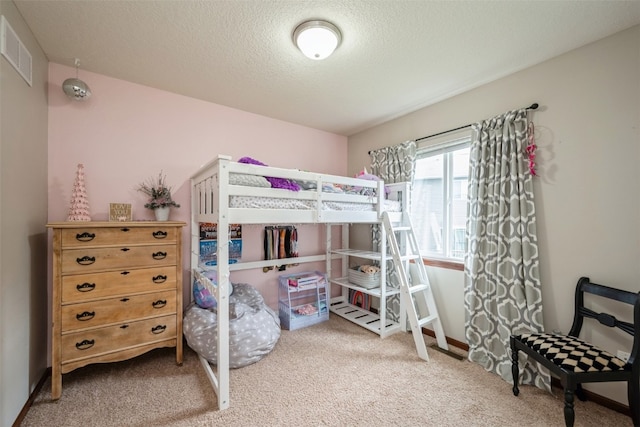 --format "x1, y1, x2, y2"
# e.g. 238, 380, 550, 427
238, 157, 300, 191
